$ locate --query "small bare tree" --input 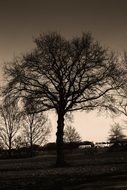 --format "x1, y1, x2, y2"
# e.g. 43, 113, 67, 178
0, 99, 22, 156
64, 125, 81, 143
108, 123, 126, 143
13, 135, 27, 149
22, 112, 51, 155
